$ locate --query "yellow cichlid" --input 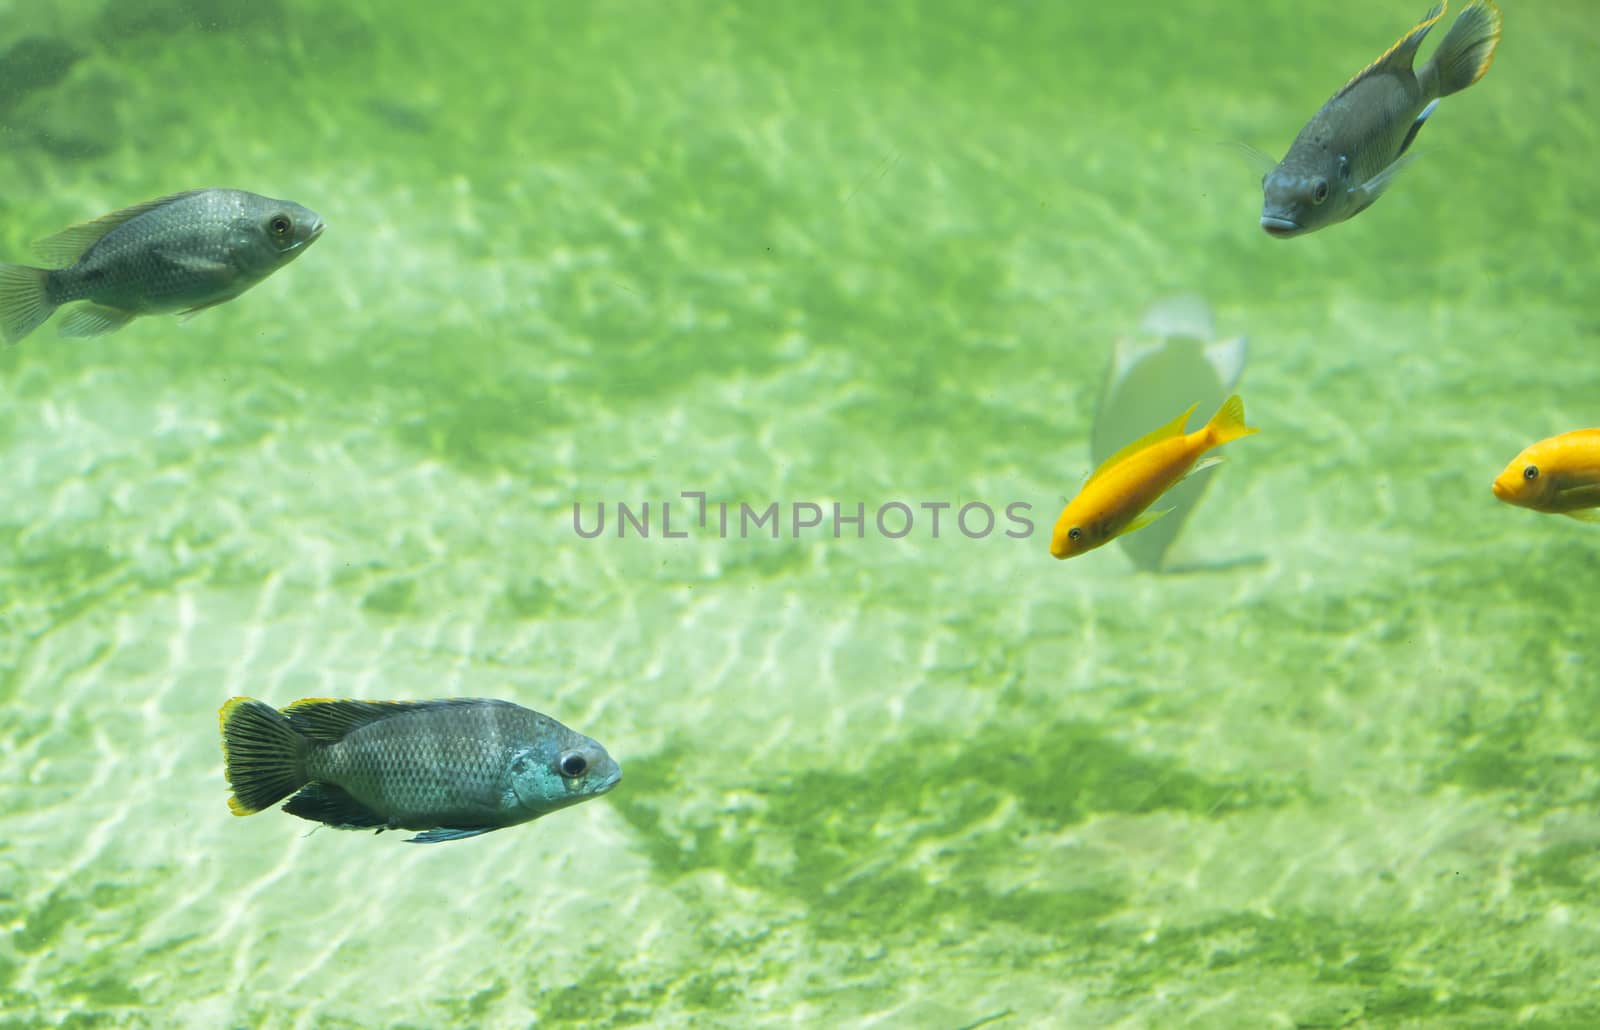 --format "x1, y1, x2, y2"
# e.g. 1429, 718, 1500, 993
1491, 429, 1600, 523
1051, 395, 1258, 560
